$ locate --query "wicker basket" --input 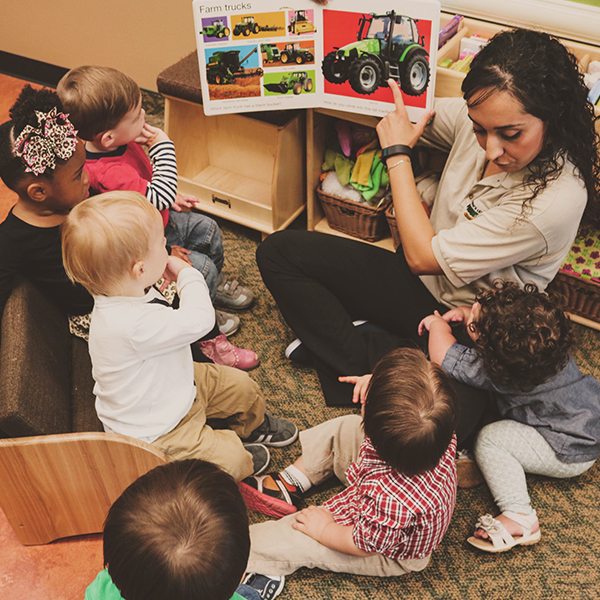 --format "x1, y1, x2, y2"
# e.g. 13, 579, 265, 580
317, 186, 391, 242
385, 204, 401, 249
548, 271, 600, 322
